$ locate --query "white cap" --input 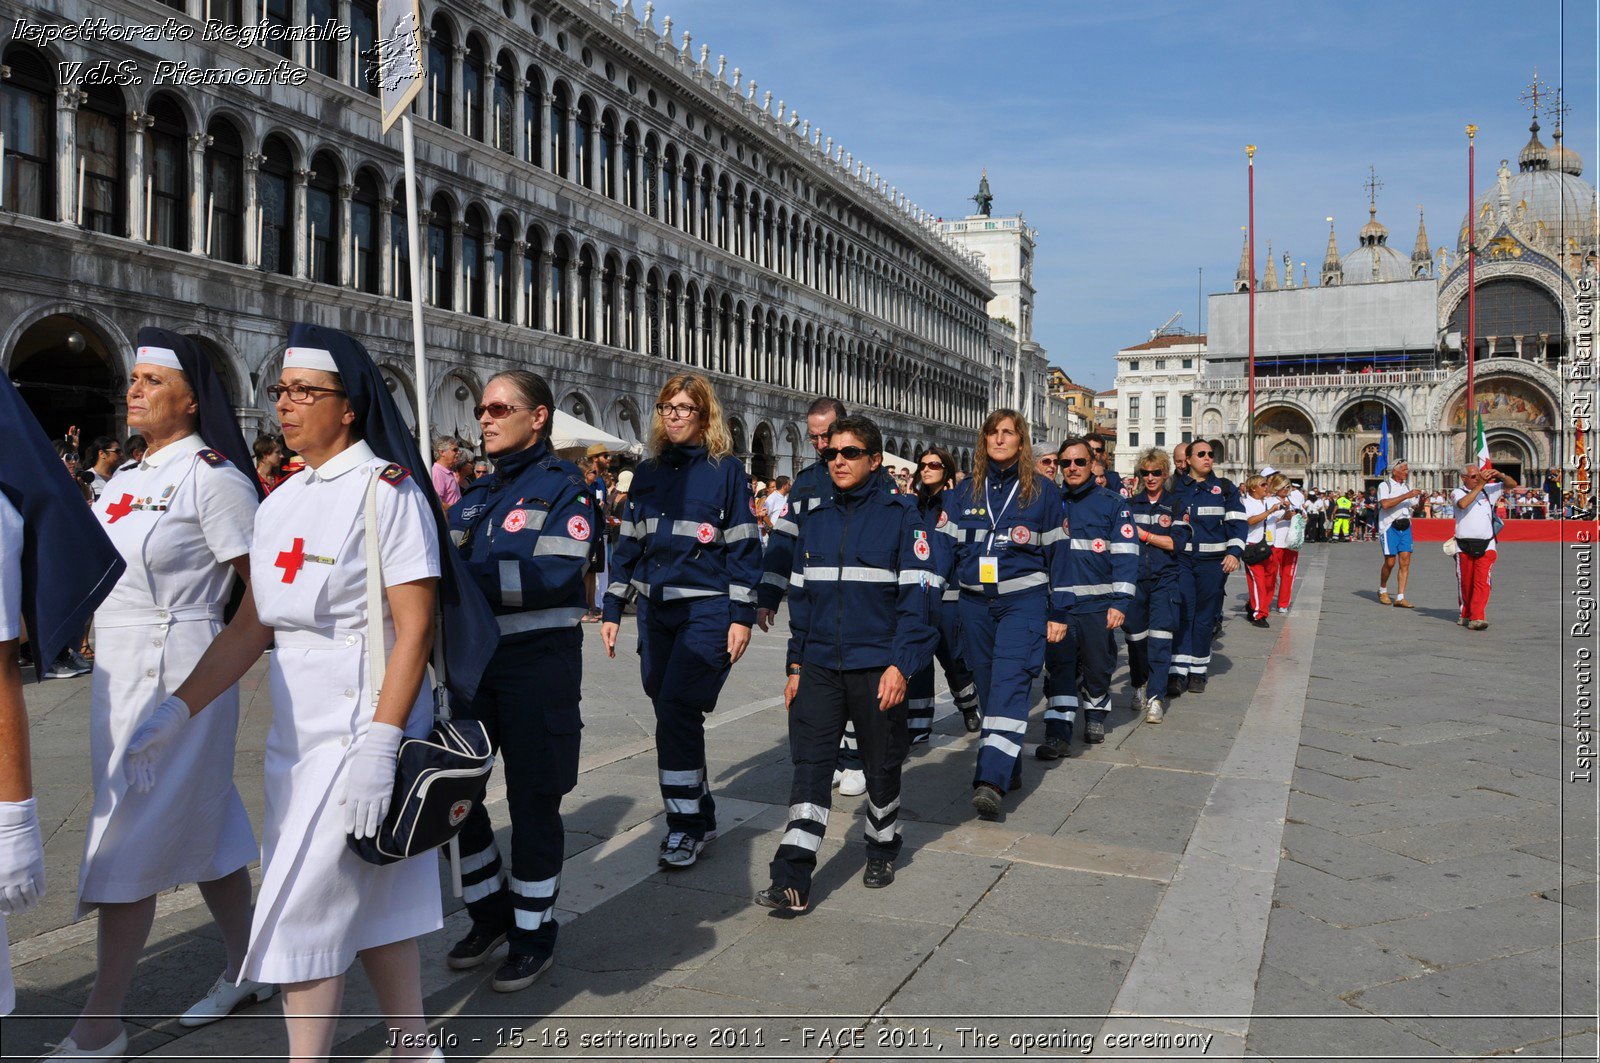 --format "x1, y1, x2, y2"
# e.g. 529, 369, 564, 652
283, 346, 340, 374
1258, 465, 1278, 476
134, 345, 183, 372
